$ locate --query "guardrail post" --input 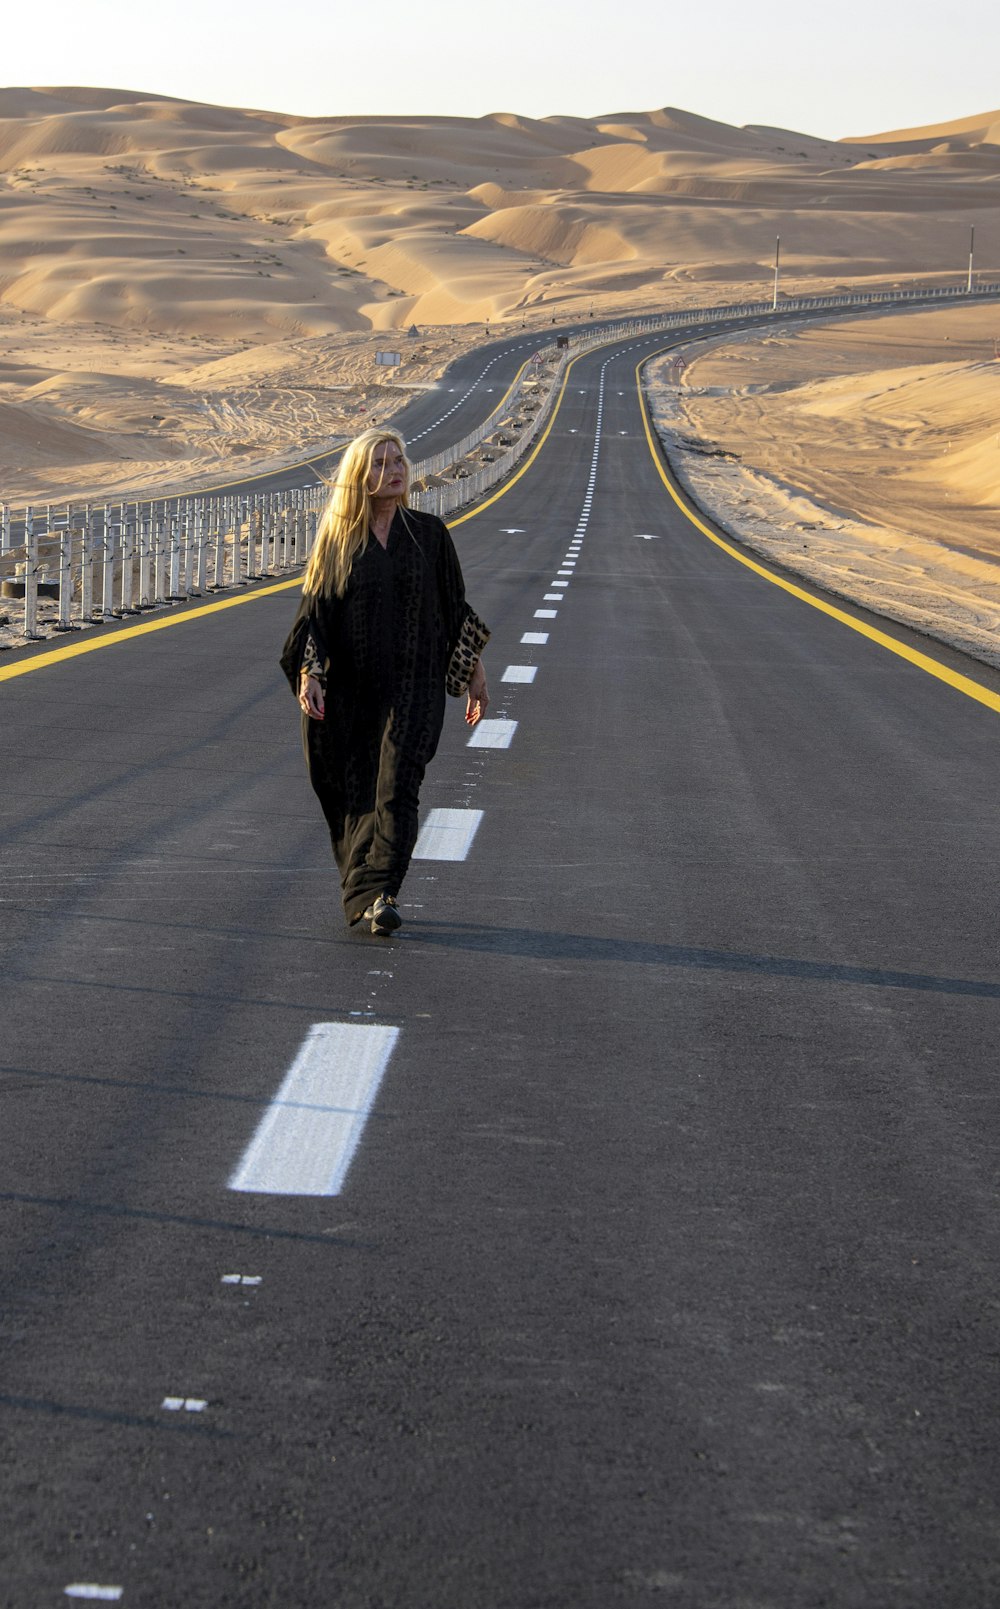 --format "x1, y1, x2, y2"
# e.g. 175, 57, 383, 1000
288, 492, 297, 567
244, 497, 257, 579
273, 502, 284, 572
210, 498, 224, 589
0, 502, 9, 557
263, 497, 274, 575
101, 504, 116, 618
153, 504, 167, 605
168, 503, 183, 600
259, 496, 269, 577
181, 505, 193, 597
231, 500, 242, 586
297, 495, 305, 565
23, 506, 41, 640
120, 502, 135, 614
137, 503, 151, 609
80, 506, 94, 621
193, 498, 207, 594
55, 517, 74, 631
